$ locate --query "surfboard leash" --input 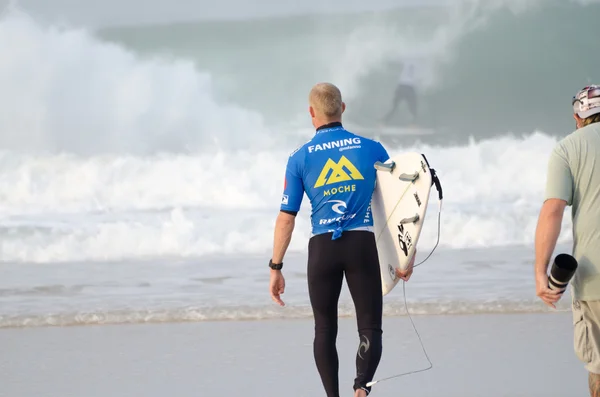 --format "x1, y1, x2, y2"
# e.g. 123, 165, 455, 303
367, 165, 443, 388
366, 200, 441, 388
415, 198, 442, 269
366, 280, 434, 388
415, 165, 443, 268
